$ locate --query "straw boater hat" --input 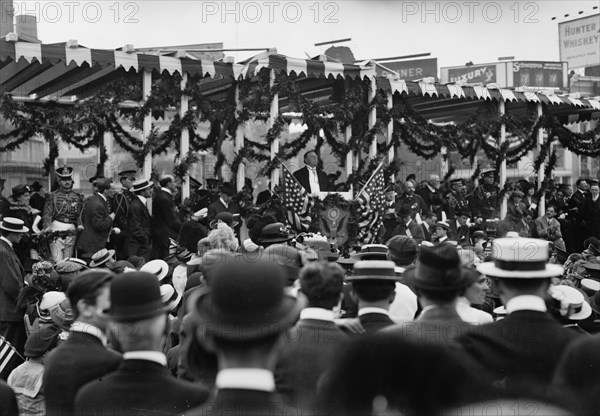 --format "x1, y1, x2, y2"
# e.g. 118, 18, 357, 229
0, 217, 29, 233
89, 248, 116, 268
476, 238, 563, 279
140, 259, 169, 282
131, 179, 153, 193
346, 260, 399, 282
548, 285, 592, 321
